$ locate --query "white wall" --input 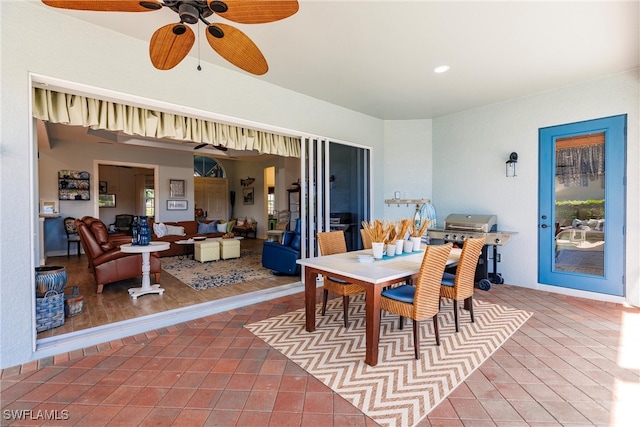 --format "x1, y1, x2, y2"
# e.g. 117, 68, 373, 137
383, 120, 433, 221
432, 70, 639, 306
0, 0, 384, 369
